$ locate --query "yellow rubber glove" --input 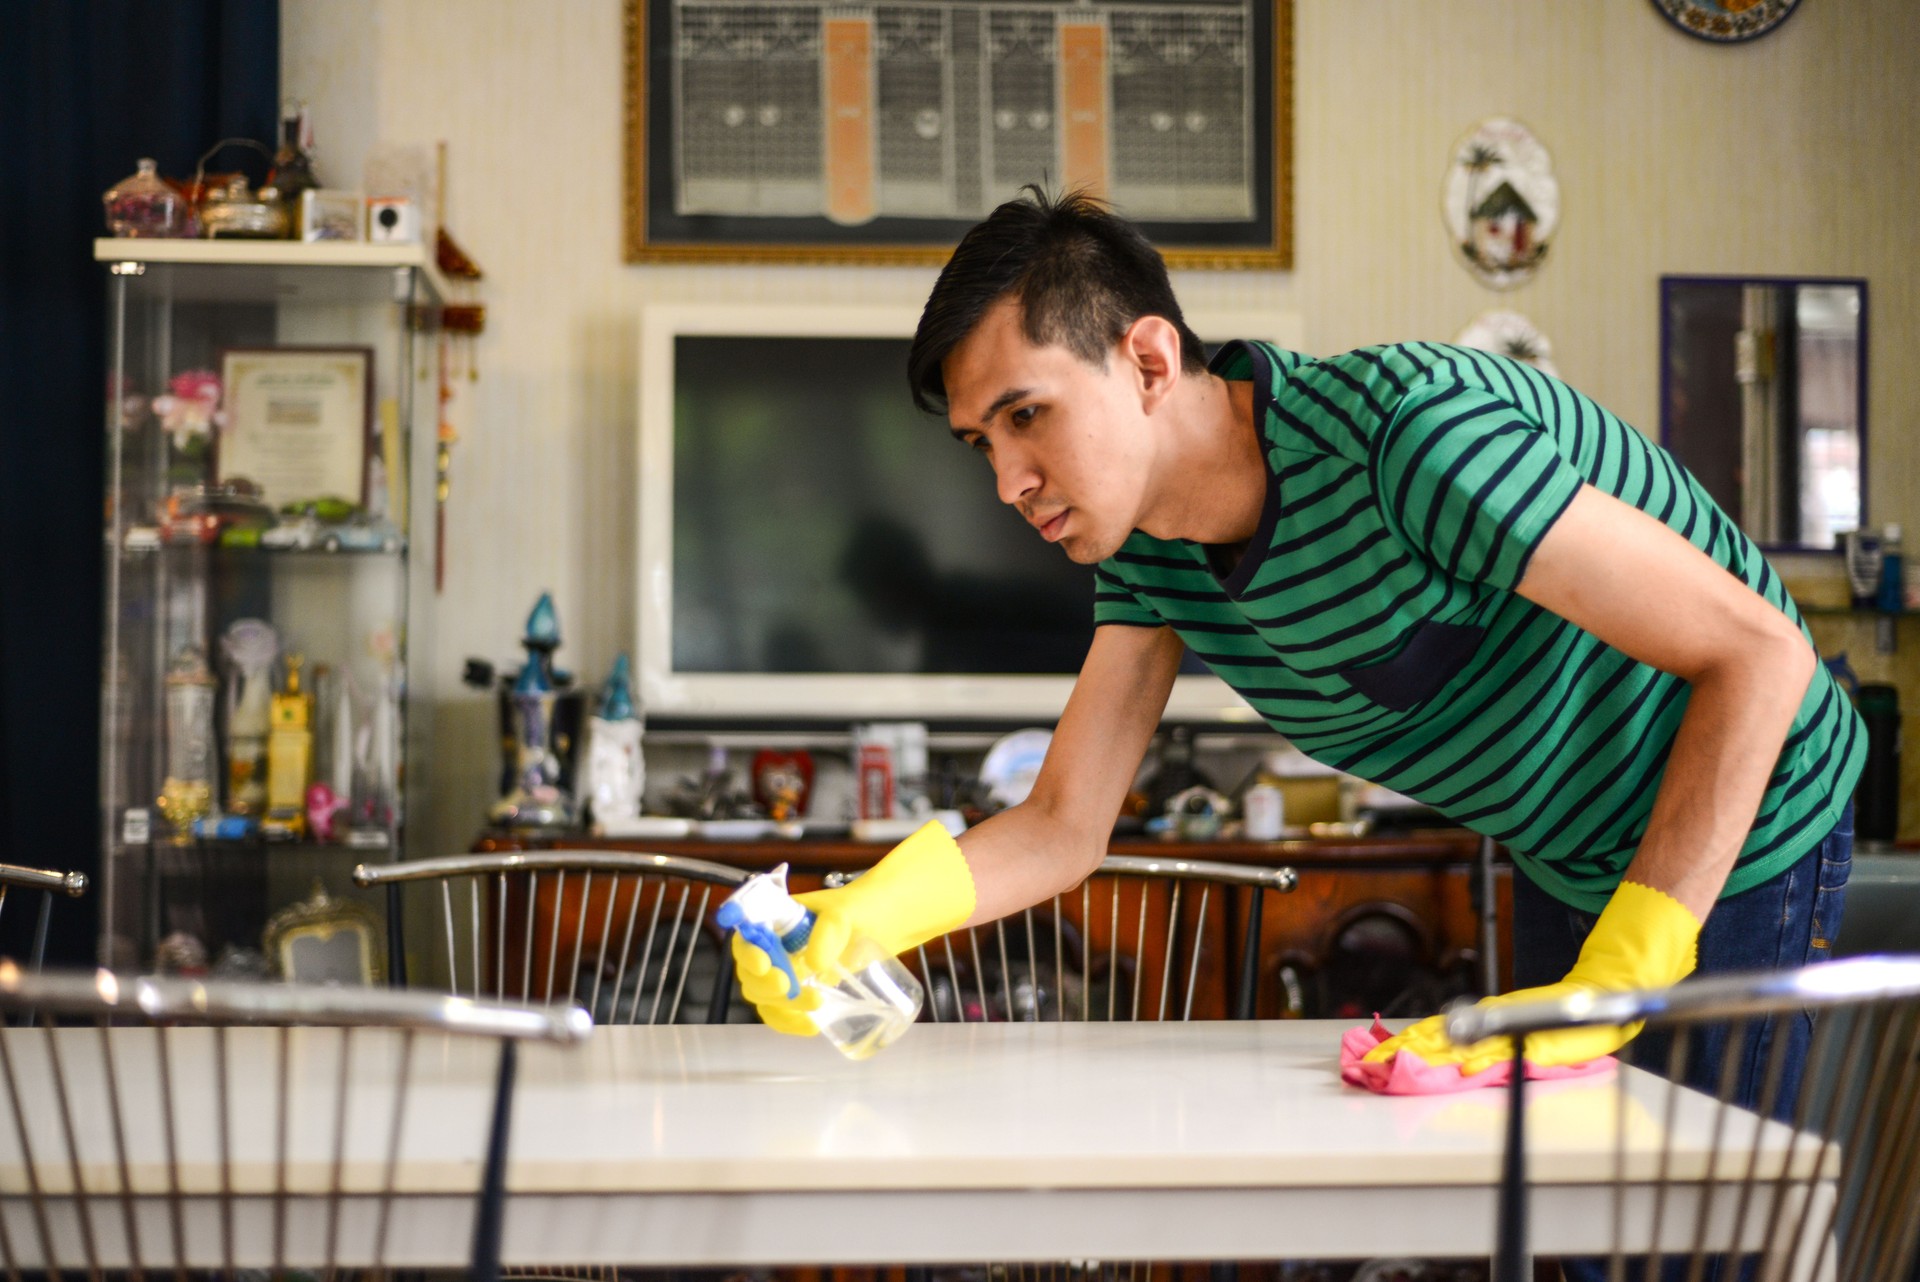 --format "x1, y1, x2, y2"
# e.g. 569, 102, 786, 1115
731, 821, 977, 1037
1362, 880, 1702, 1076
